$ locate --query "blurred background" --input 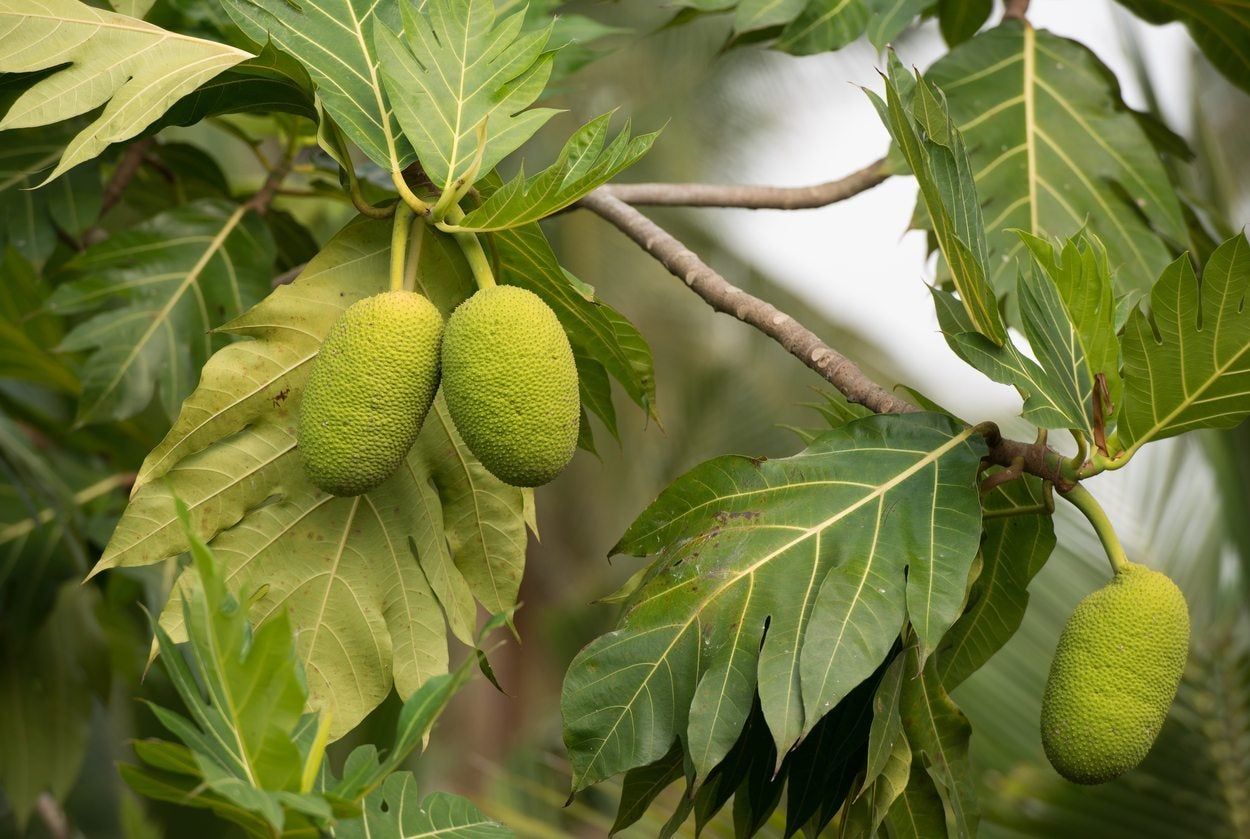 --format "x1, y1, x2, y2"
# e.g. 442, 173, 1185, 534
3, 0, 1248, 836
